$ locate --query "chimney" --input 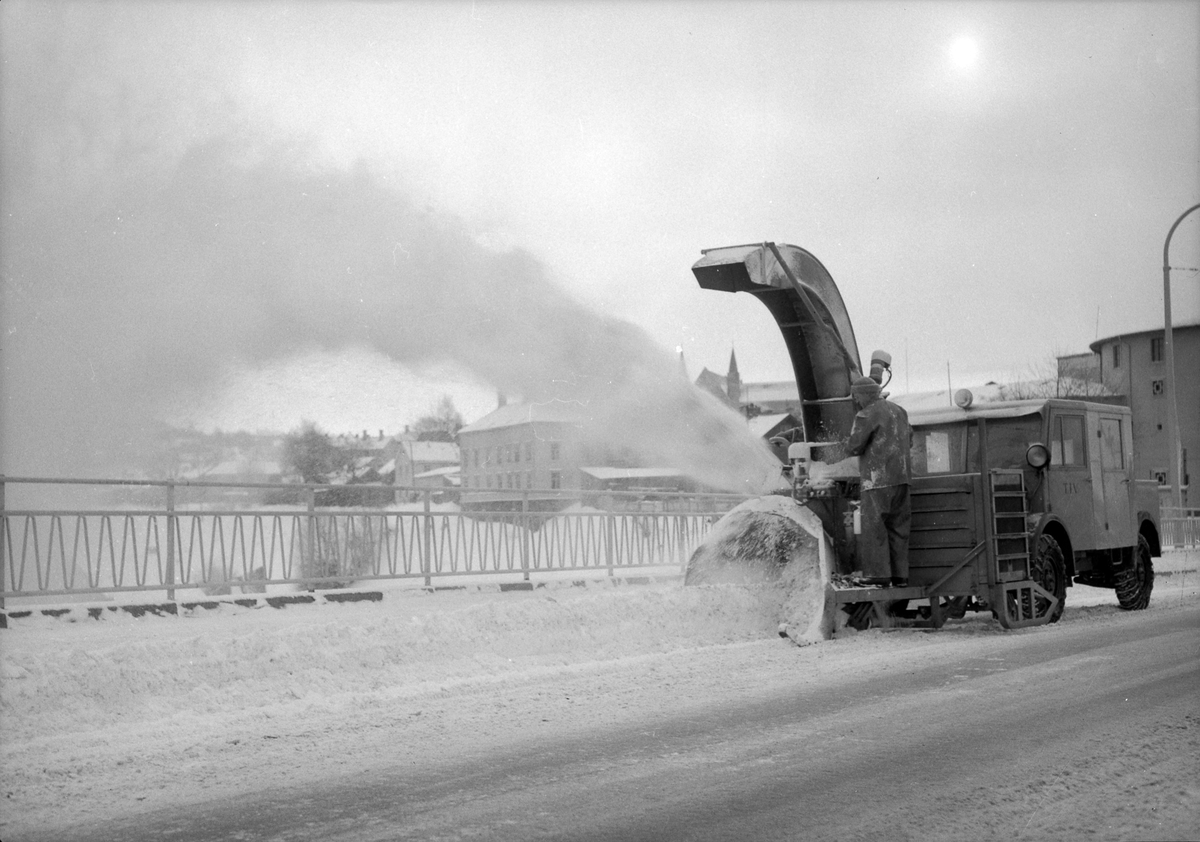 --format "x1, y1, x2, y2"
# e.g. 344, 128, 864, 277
379, 429, 384, 440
